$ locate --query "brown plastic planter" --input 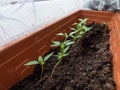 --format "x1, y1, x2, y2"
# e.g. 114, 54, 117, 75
0, 10, 120, 90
